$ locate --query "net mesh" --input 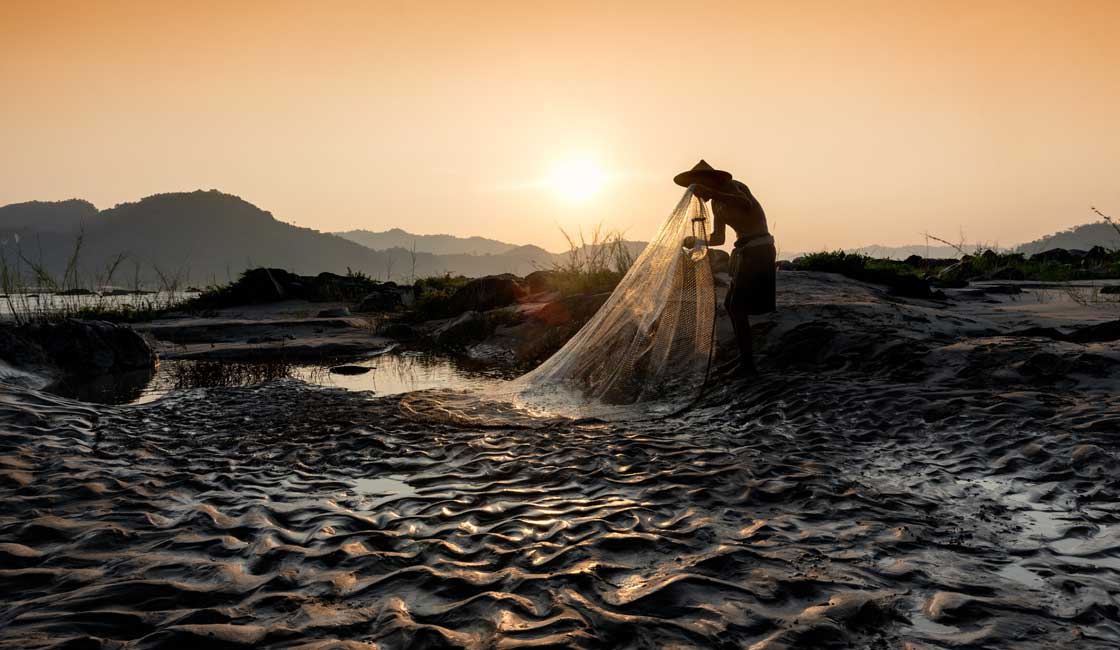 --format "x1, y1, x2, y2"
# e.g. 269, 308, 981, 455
397, 187, 718, 423
507, 187, 717, 418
